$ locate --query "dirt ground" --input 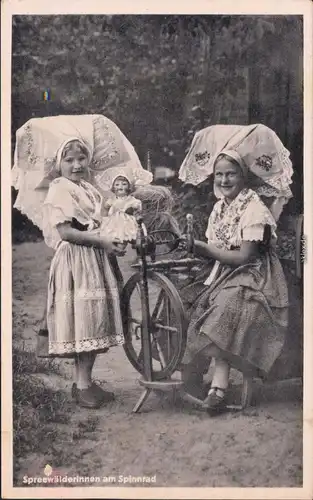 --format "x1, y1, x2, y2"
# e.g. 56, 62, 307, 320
12, 241, 303, 488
